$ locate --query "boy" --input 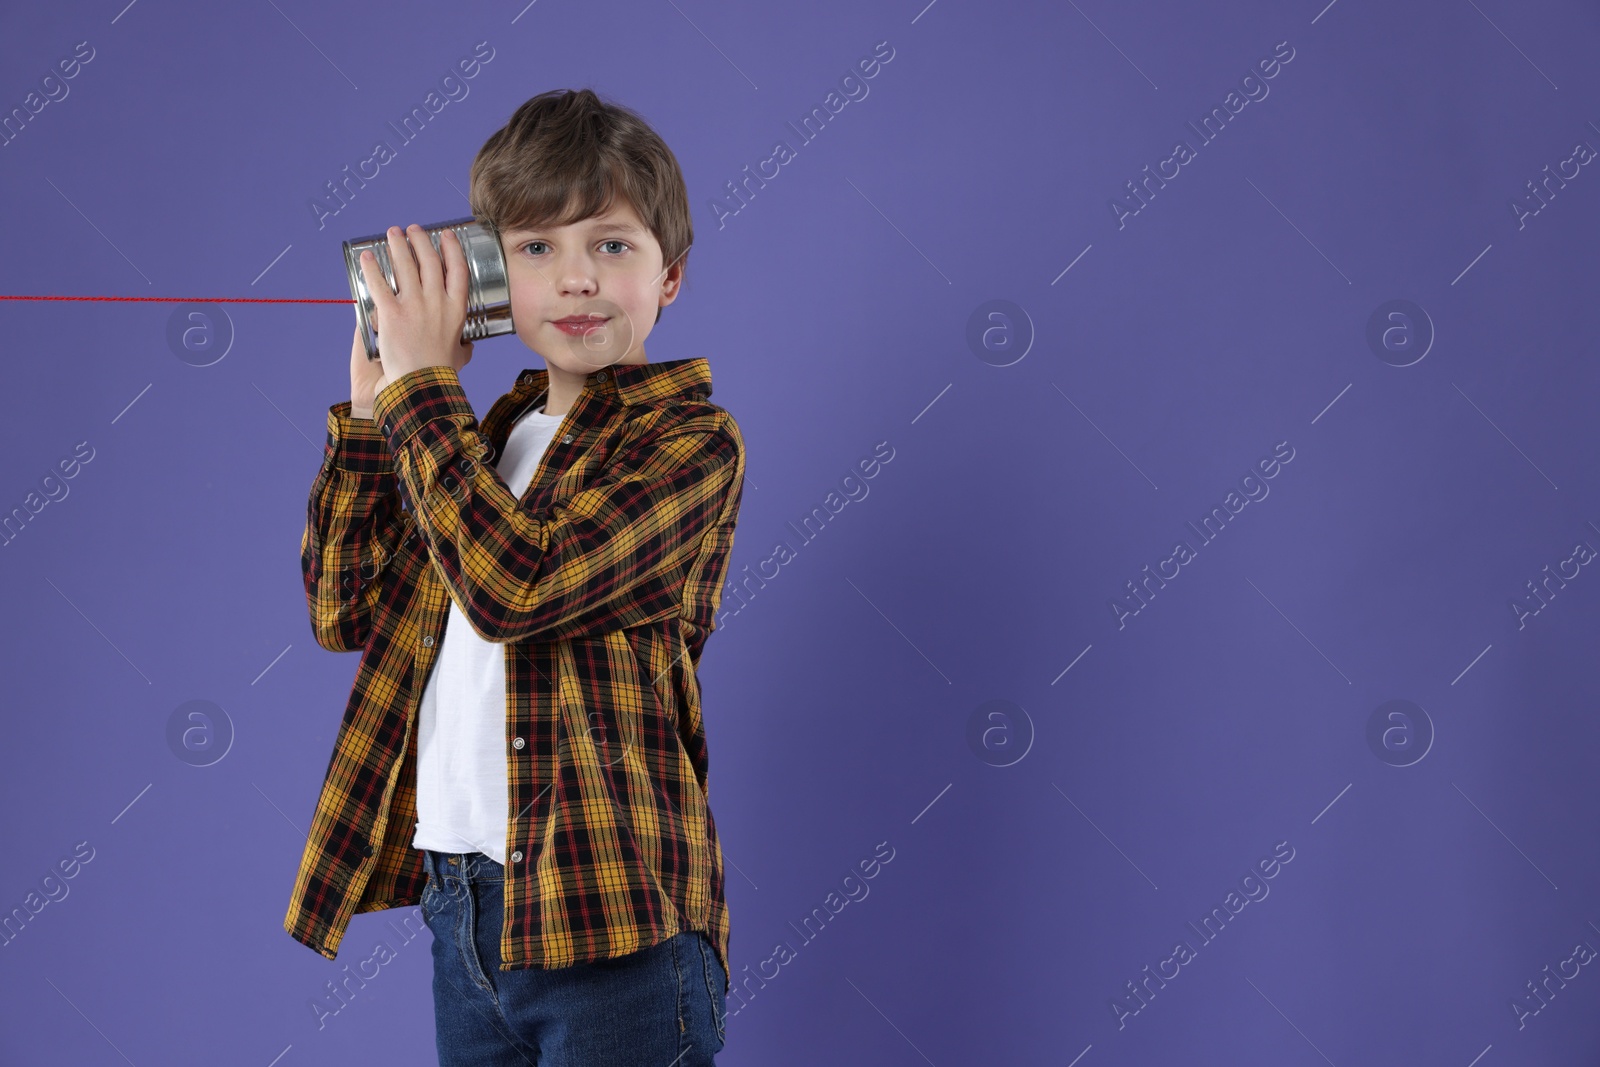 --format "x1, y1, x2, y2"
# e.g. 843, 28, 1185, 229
283, 88, 744, 1066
